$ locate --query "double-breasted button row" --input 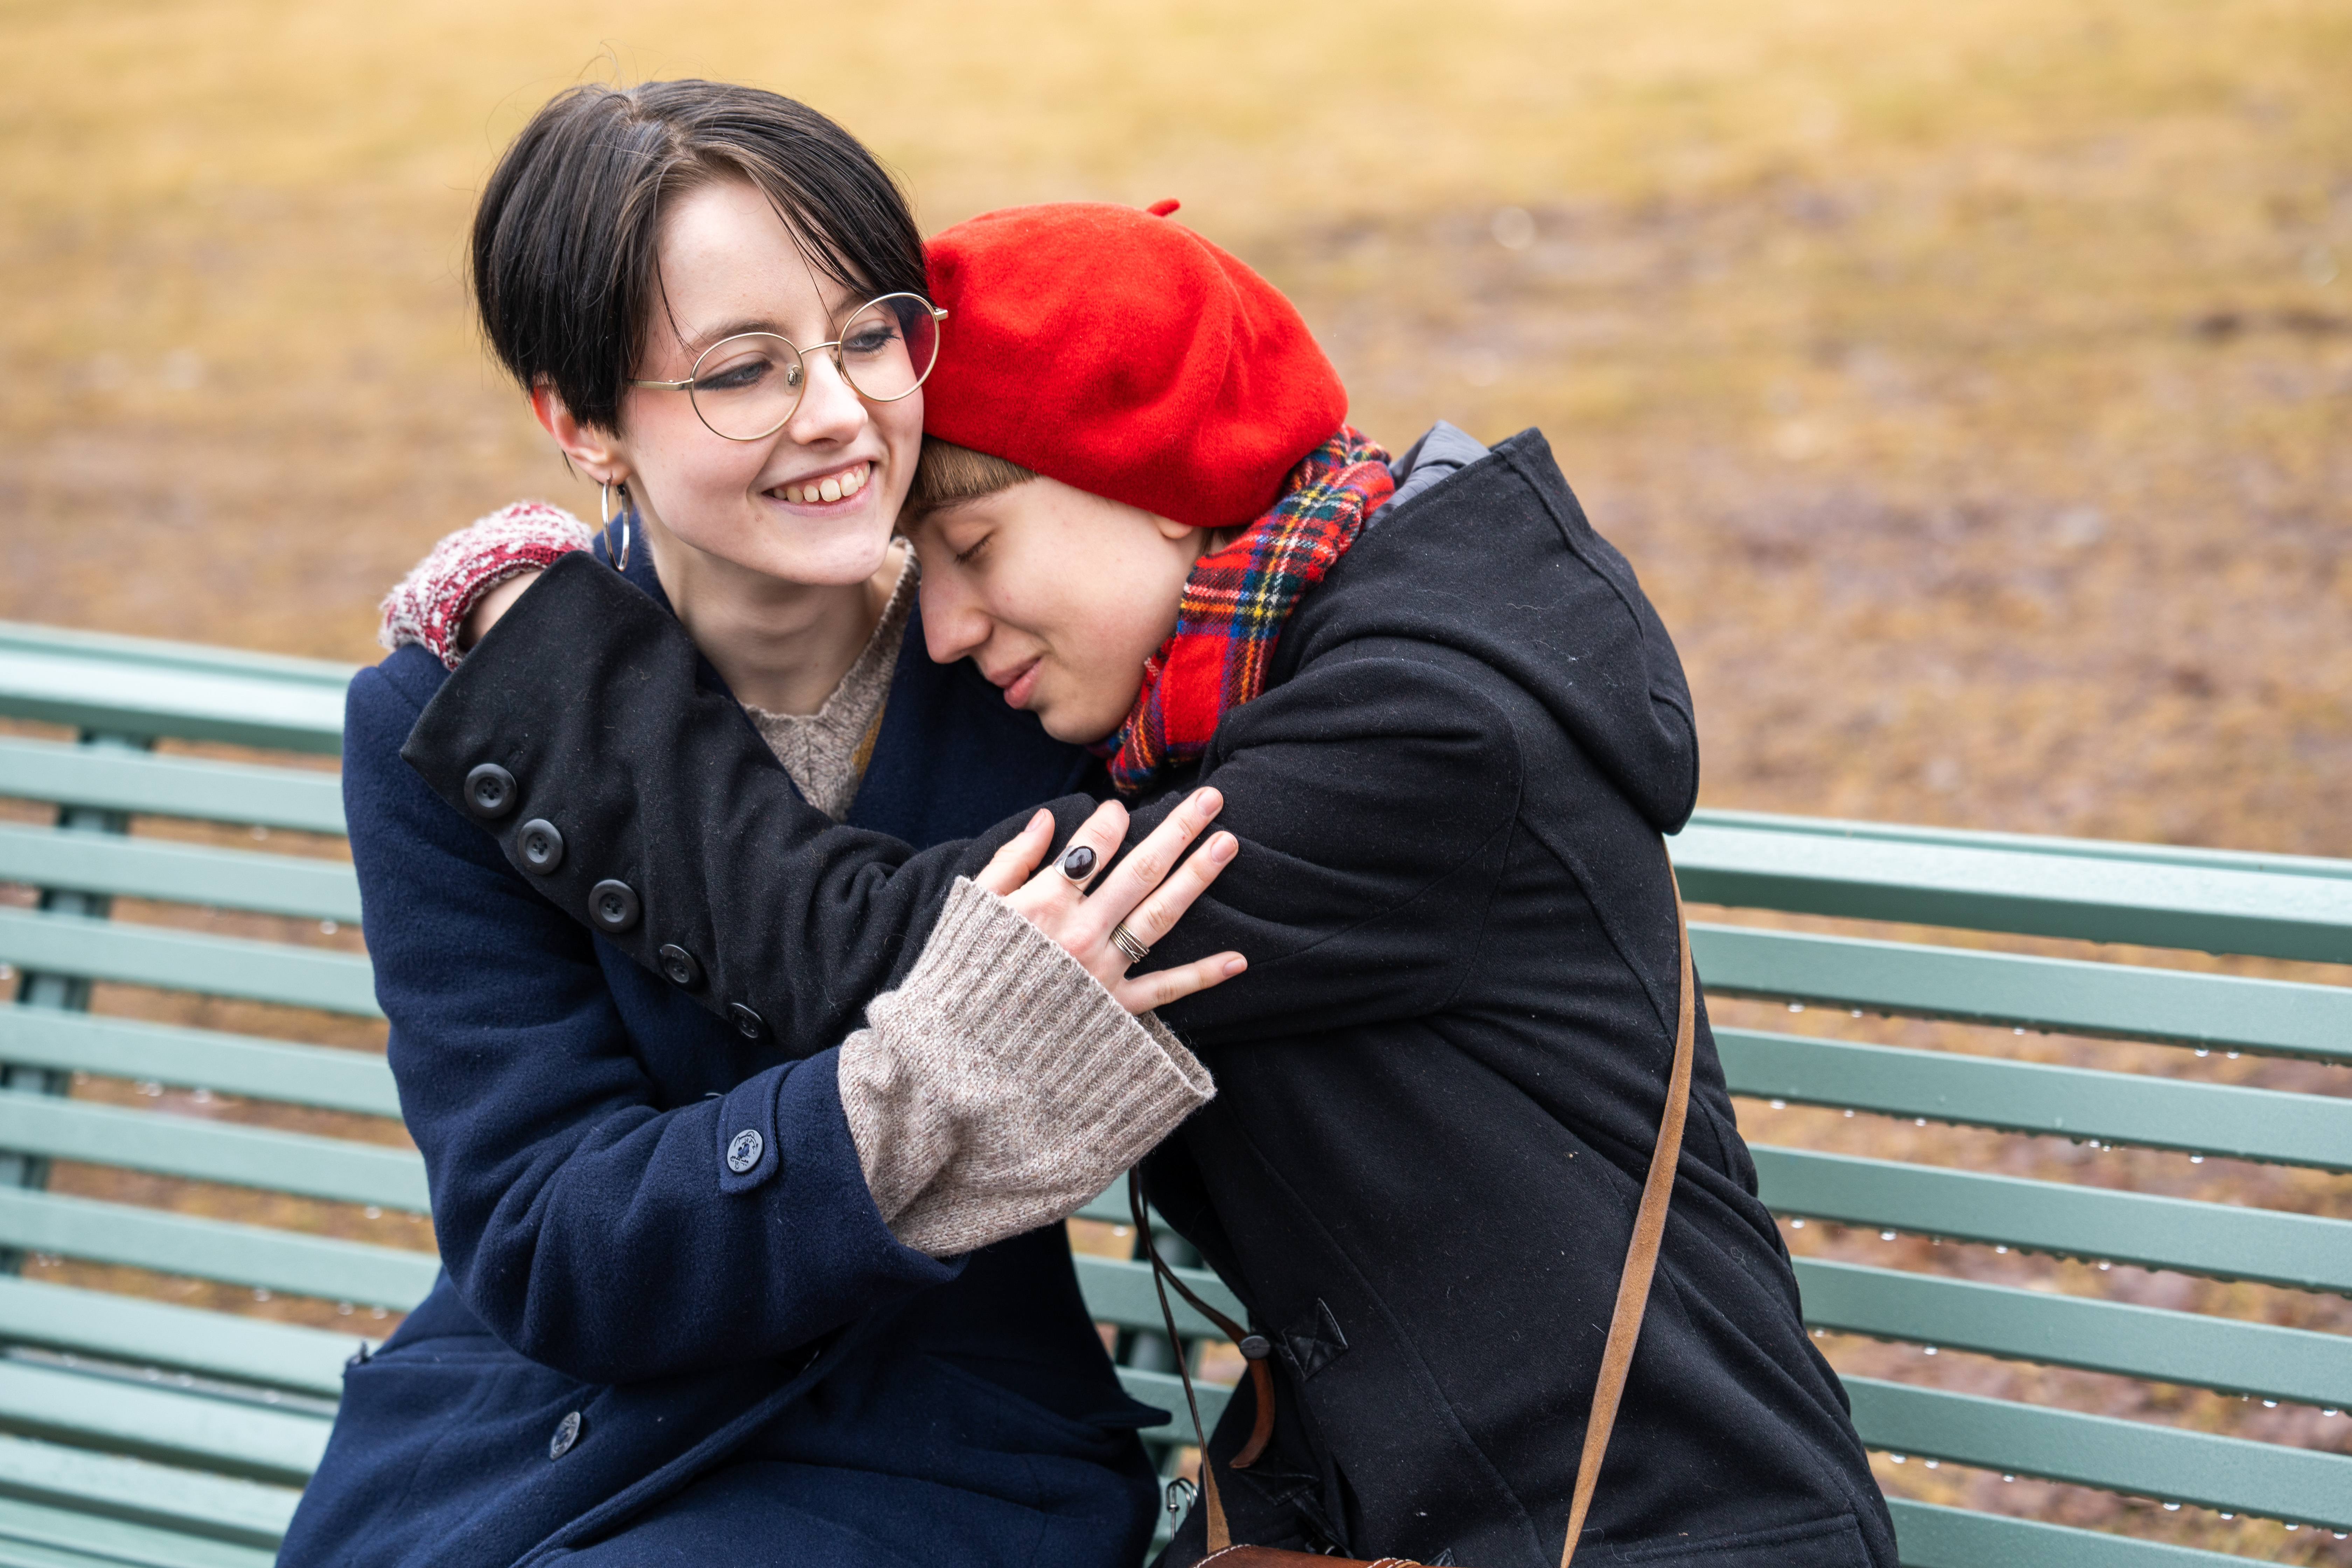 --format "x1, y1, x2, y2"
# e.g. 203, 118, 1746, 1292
467, 757, 766, 1033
